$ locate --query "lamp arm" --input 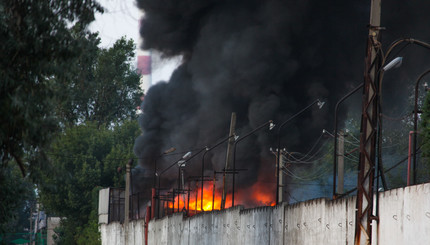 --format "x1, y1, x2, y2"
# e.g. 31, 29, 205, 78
332, 82, 364, 198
